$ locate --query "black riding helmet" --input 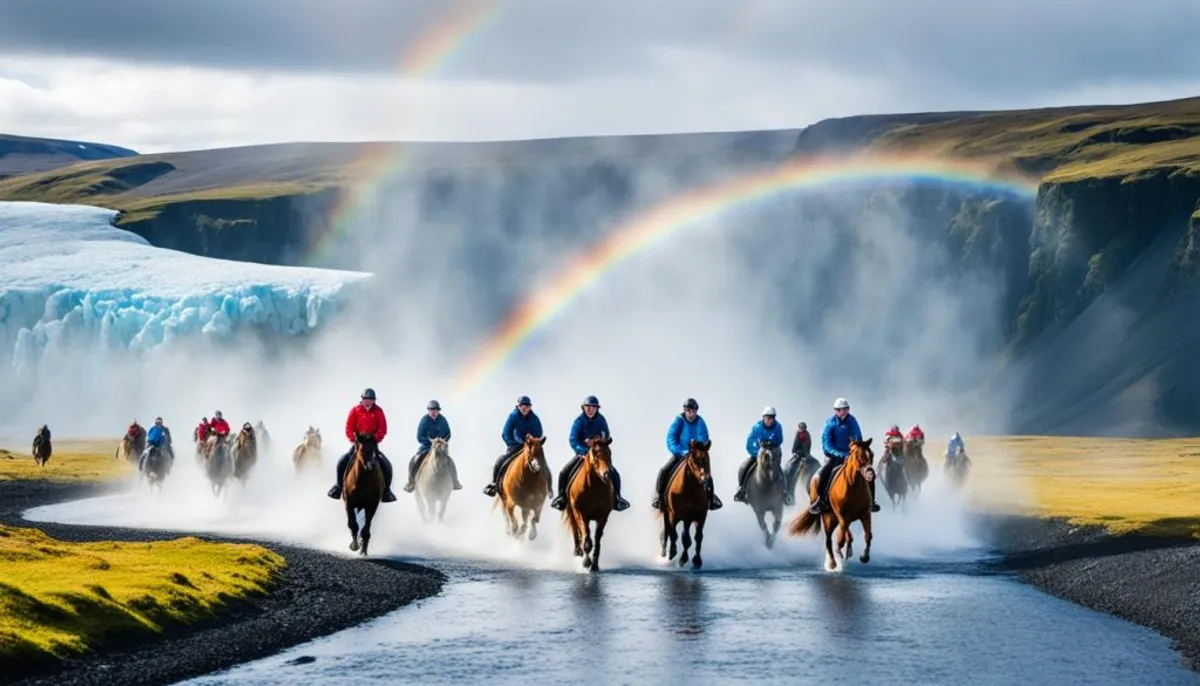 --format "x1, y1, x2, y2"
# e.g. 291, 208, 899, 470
683, 398, 699, 410
361, 388, 376, 400
582, 395, 600, 408
427, 399, 441, 410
